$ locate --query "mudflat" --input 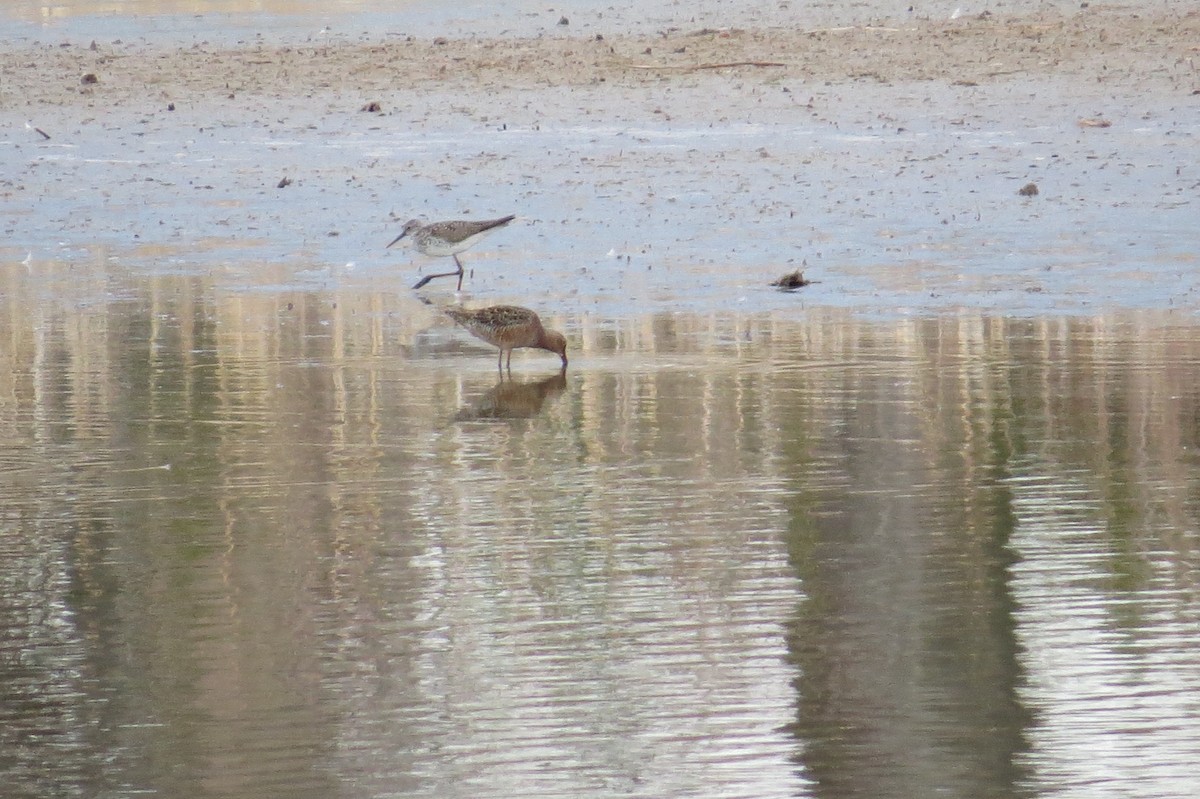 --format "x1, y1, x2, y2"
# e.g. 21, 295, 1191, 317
3, 6, 1198, 315
4, 9, 1197, 102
